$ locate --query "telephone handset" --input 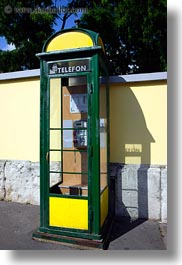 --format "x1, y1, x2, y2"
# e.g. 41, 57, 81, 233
73, 120, 87, 149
